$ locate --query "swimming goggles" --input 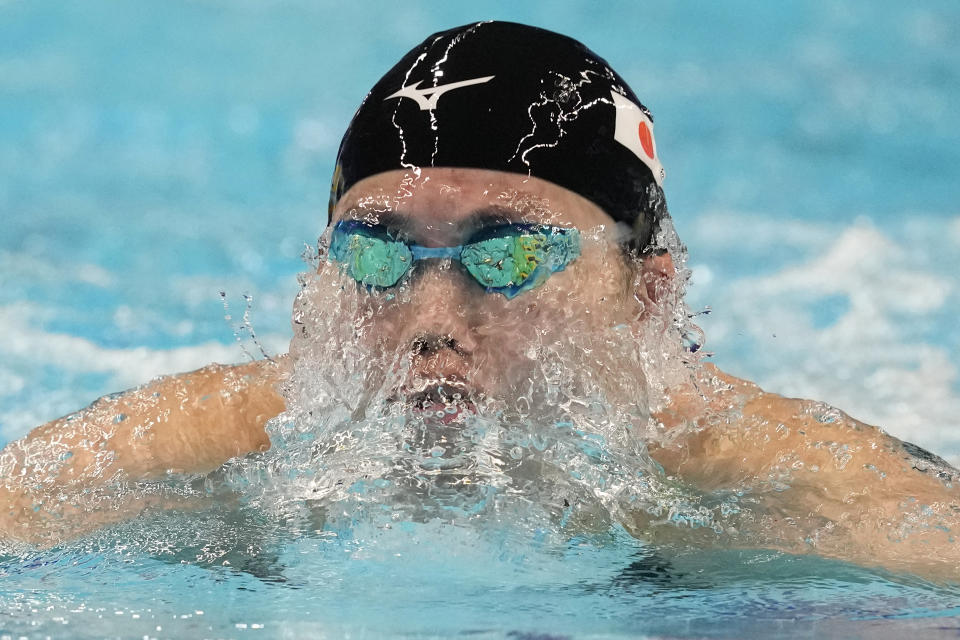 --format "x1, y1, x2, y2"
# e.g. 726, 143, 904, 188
329, 220, 581, 299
